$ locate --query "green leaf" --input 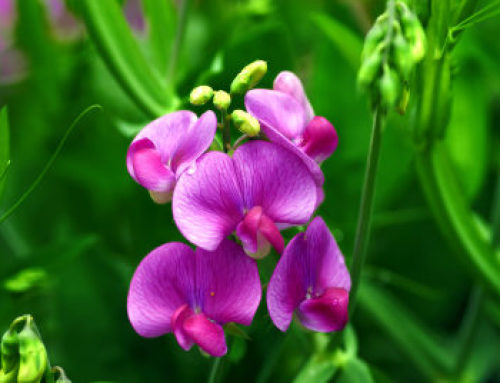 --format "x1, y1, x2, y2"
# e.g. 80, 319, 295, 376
0, 107, 9, 201
292, 353, 338, 383
310, 12, 363, 70
141, 0, 176, 76
358, 281, 453, 378
79, 0, 178, 118
337, 357, 374, 383
3, 267, 49, 293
